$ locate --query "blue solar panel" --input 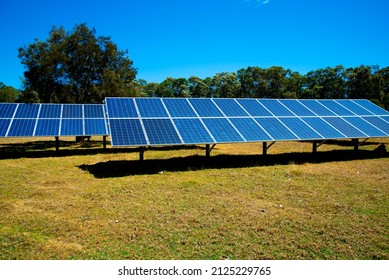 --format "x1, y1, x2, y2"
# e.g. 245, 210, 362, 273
0, 119, 11, 136
343, 117, 387, 137
142, 119, 181, 145
362, 117, 389, 135
236, 99, 272, 116
202, 118, 244, 142
335, 100, 374, 115
84, 104, 104, 118
85, 119, 107, 135
35, 119, 60, 136
188, 99, 224, 117
136, 98, 168, 118
7, 119, 36, 136
106, 98, 138, 118
298, 100, 336, 116
39, 104, 62, 118
62, 105, 83, 118
258, 100, 295, 116
301, 117, 345, 139
255, 118, 299, 140
352, 100, 389, 115
279, 100, 316, 116
0, 103, 17, 118
279, 118, 323, 139
323, 117, 367, 138
162, 99, 197, 117
109, 119, 147, 146
229, 117, 272, 141
213, 99, 249, 117
318, 100, 356, 116
14, 104, 40, 118
60, 119, 83, 136
173, 119, 214, 144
